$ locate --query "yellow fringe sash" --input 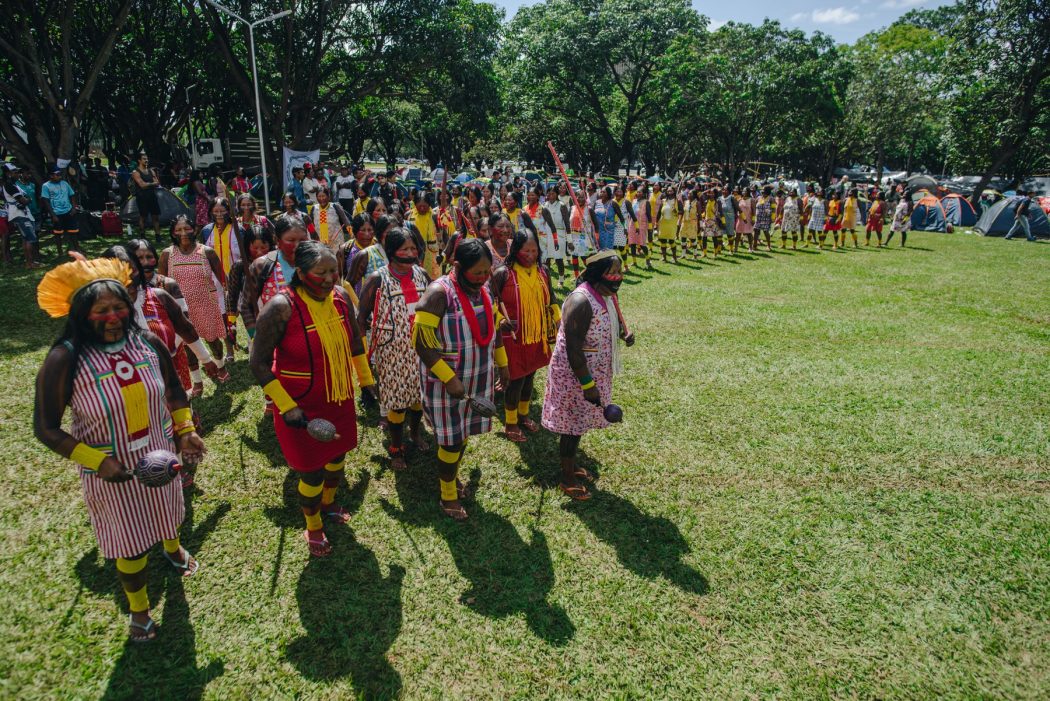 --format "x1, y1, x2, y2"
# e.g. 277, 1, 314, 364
301, 292, 353, 403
